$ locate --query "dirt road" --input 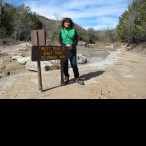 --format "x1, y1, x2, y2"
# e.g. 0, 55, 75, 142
0, 47, 146, 99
